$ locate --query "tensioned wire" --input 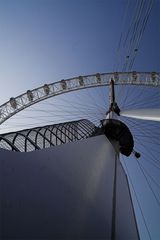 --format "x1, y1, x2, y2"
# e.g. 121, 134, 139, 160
0, 77, 159, 240
114, 0, 155, 112
122, 153, 160, 238
0, 86, 107, 132
114, 0, 155, 103
122, 156, 152, 240
138, 161, 160, 193
0, 0, 158, 237
122, 117, 160, 160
